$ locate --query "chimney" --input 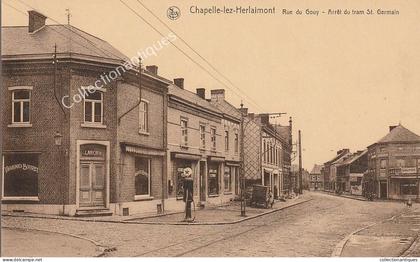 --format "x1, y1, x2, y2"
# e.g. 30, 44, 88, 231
146, 65, 158, 75
28, 10, 47, 33
210, 89, 225, 102
196, 88, 205, 99
239, 107, 248, 116
389, 125, 398, 132
173, 78, 184, 89
260, 113, 270, 125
